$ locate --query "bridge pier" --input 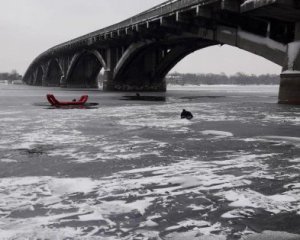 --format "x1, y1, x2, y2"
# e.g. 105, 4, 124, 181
110, 79, 166, 92
60, 75, 67, 88
279, 23, 300, 104
103, 73, 166, 92
103, 48, 118, 91
279, 72, 300, 104
104, 45, 167, 92
103, 70, 115, 91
